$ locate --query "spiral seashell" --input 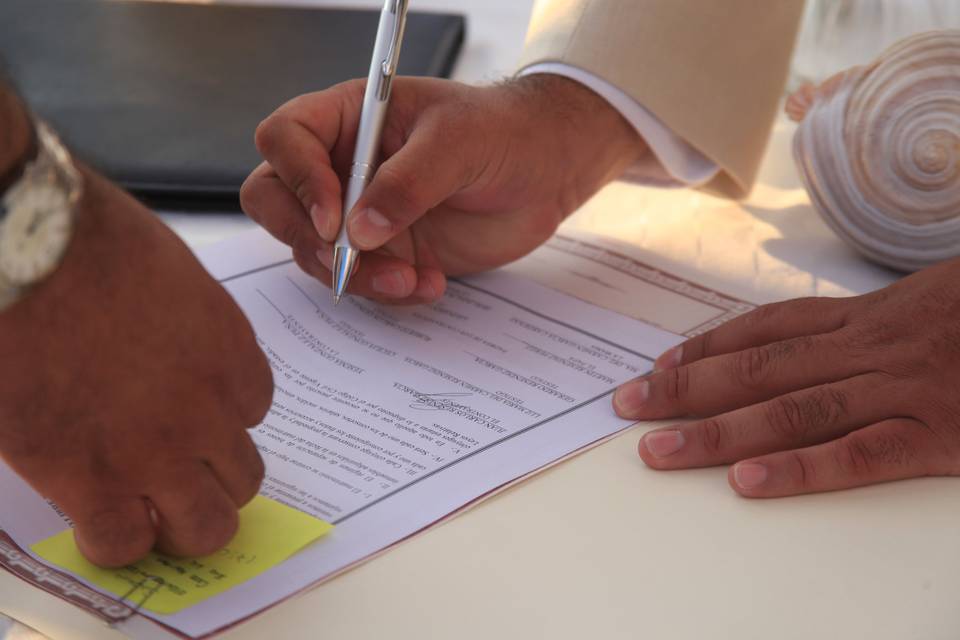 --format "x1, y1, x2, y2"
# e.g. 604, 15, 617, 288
791, 30, 960, 272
